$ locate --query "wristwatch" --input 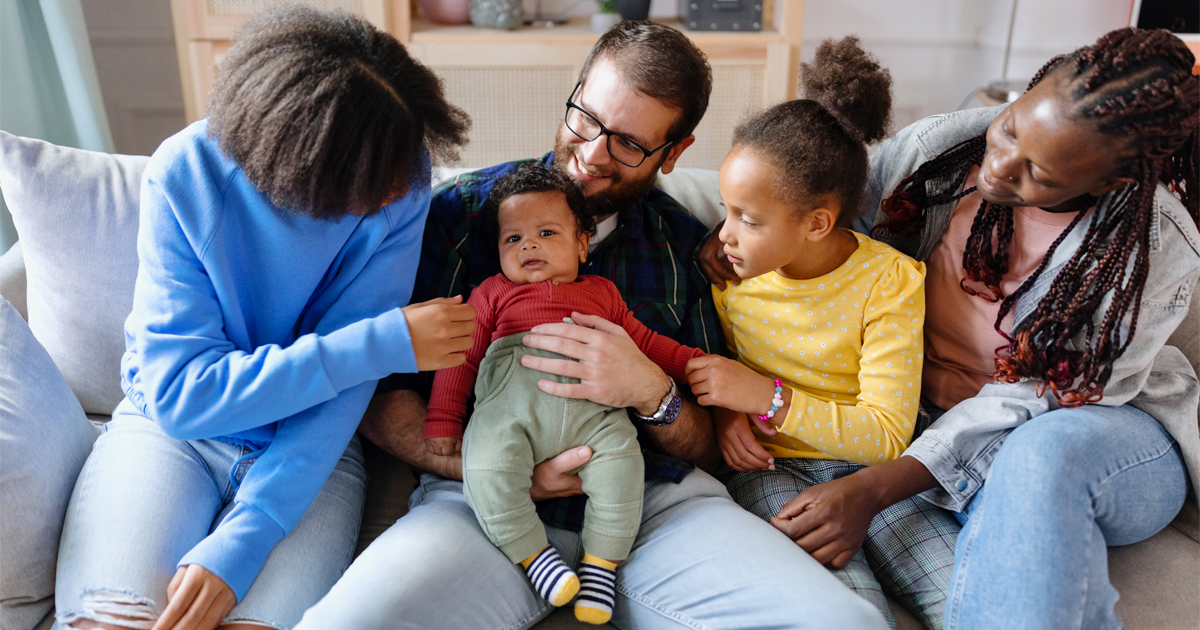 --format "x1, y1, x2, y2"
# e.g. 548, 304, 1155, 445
629, 379, 683, 426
